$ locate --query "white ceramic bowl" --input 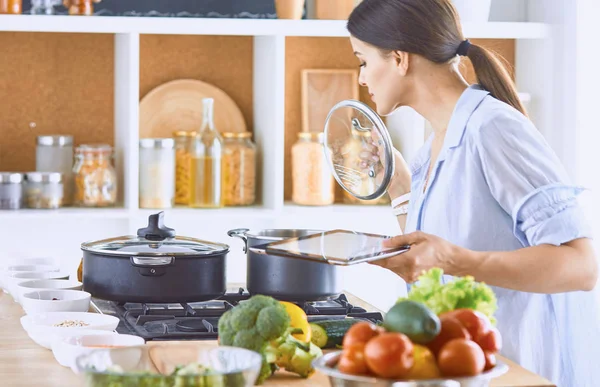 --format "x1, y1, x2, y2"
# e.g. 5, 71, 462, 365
21, 312, 120, 350
15, 279, 82, 305
52, 333, 144, 372
21, 290, 91, 315
1, 264, 60, 294
8, 271, 70, 303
